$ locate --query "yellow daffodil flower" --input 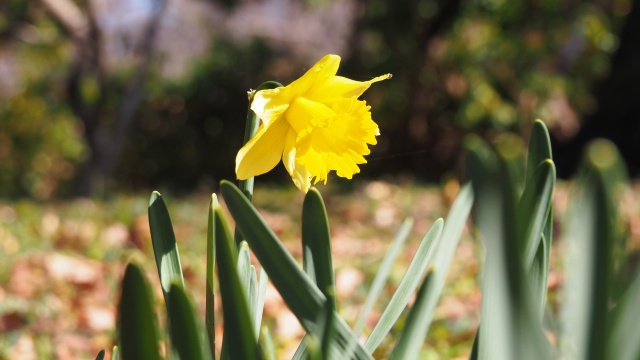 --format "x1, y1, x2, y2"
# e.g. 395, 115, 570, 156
236, 54, 391, 192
